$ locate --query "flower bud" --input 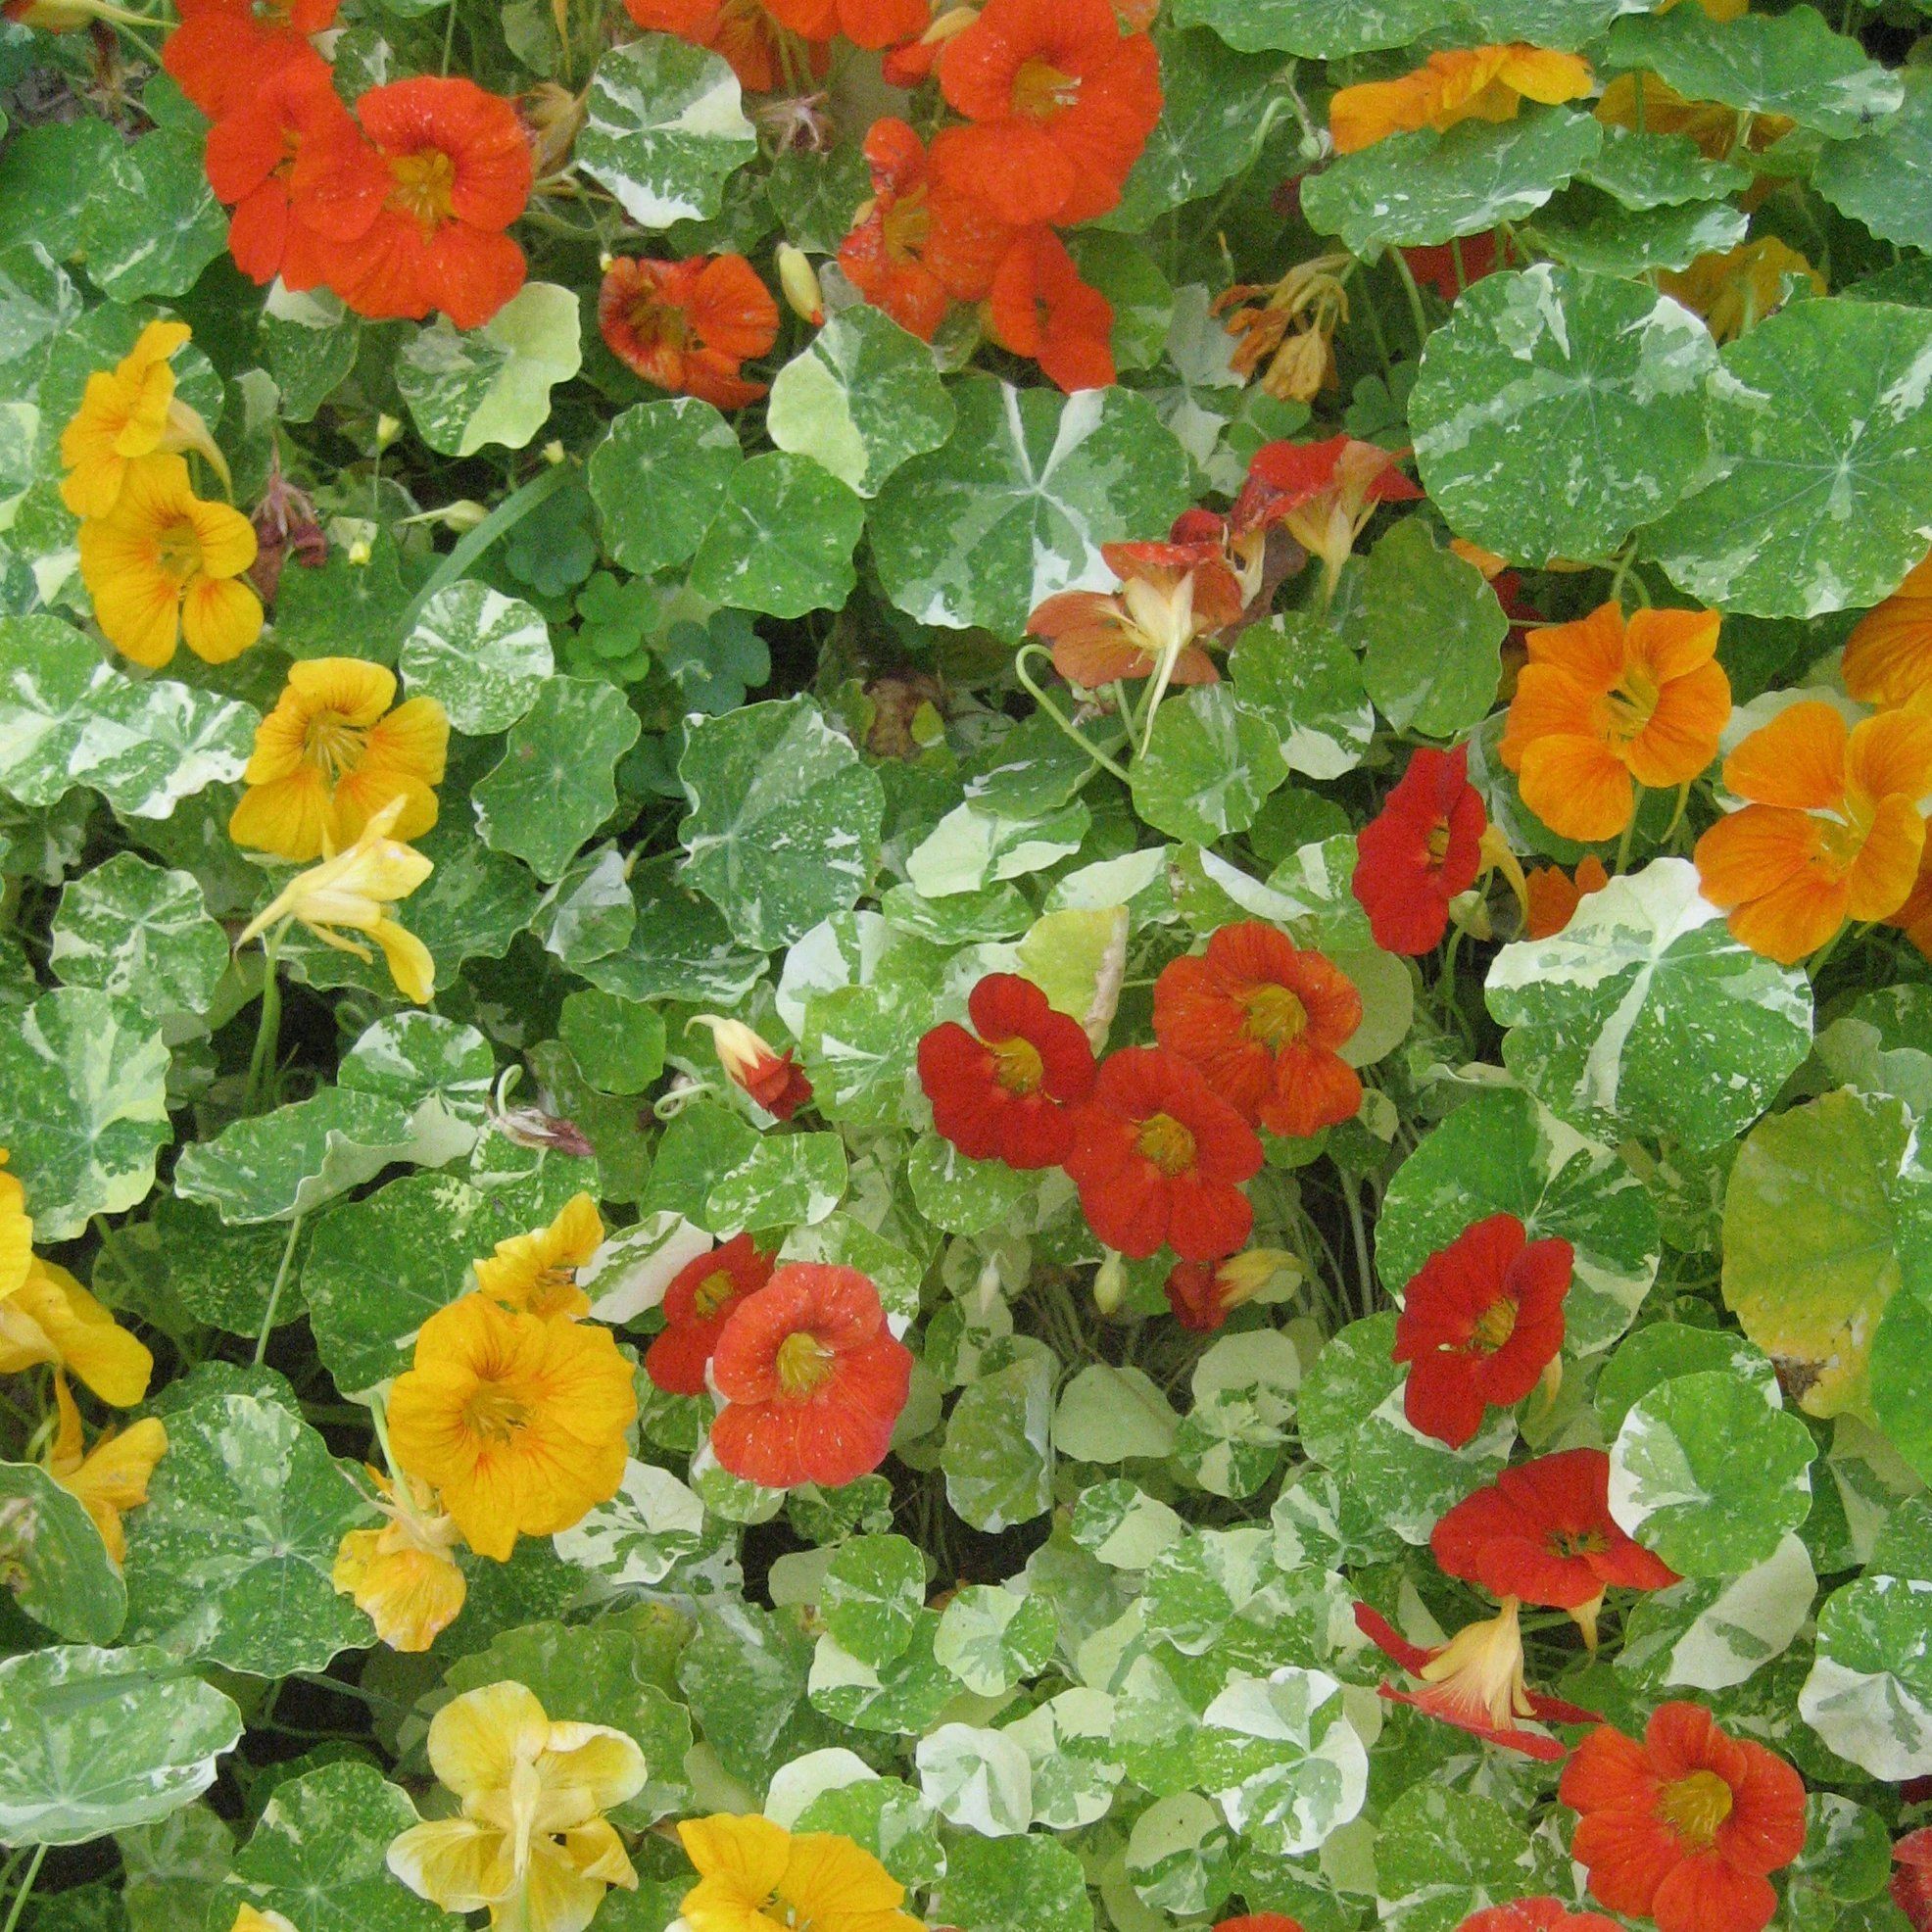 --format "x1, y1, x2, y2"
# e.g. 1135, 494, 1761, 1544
776, 244, 825, 328
1092, 1249, 1126, 1317
374, 412, 402, 452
